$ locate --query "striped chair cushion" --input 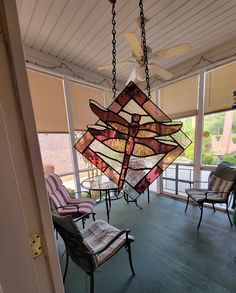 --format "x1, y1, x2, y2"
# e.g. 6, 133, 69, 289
81, 220, 134, 268
185, 188, 226, 202
49, 188, 67, 207
48, 187, 79, 217
67, 197, 96, 206
49, 189, 95, 216
208, 175, 233, 199
46, 174, 63, 194
69, 199, 96, 214
53, 215, 134, 273
45, 174, 96, 217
